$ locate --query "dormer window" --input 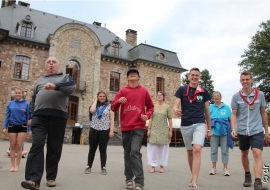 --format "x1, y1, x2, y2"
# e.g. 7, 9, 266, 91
105, 37, 122, 57
156, 50, 167, 62
16, 15, 36, 39
112, 42, 120, 56
20, 23, 32, 38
